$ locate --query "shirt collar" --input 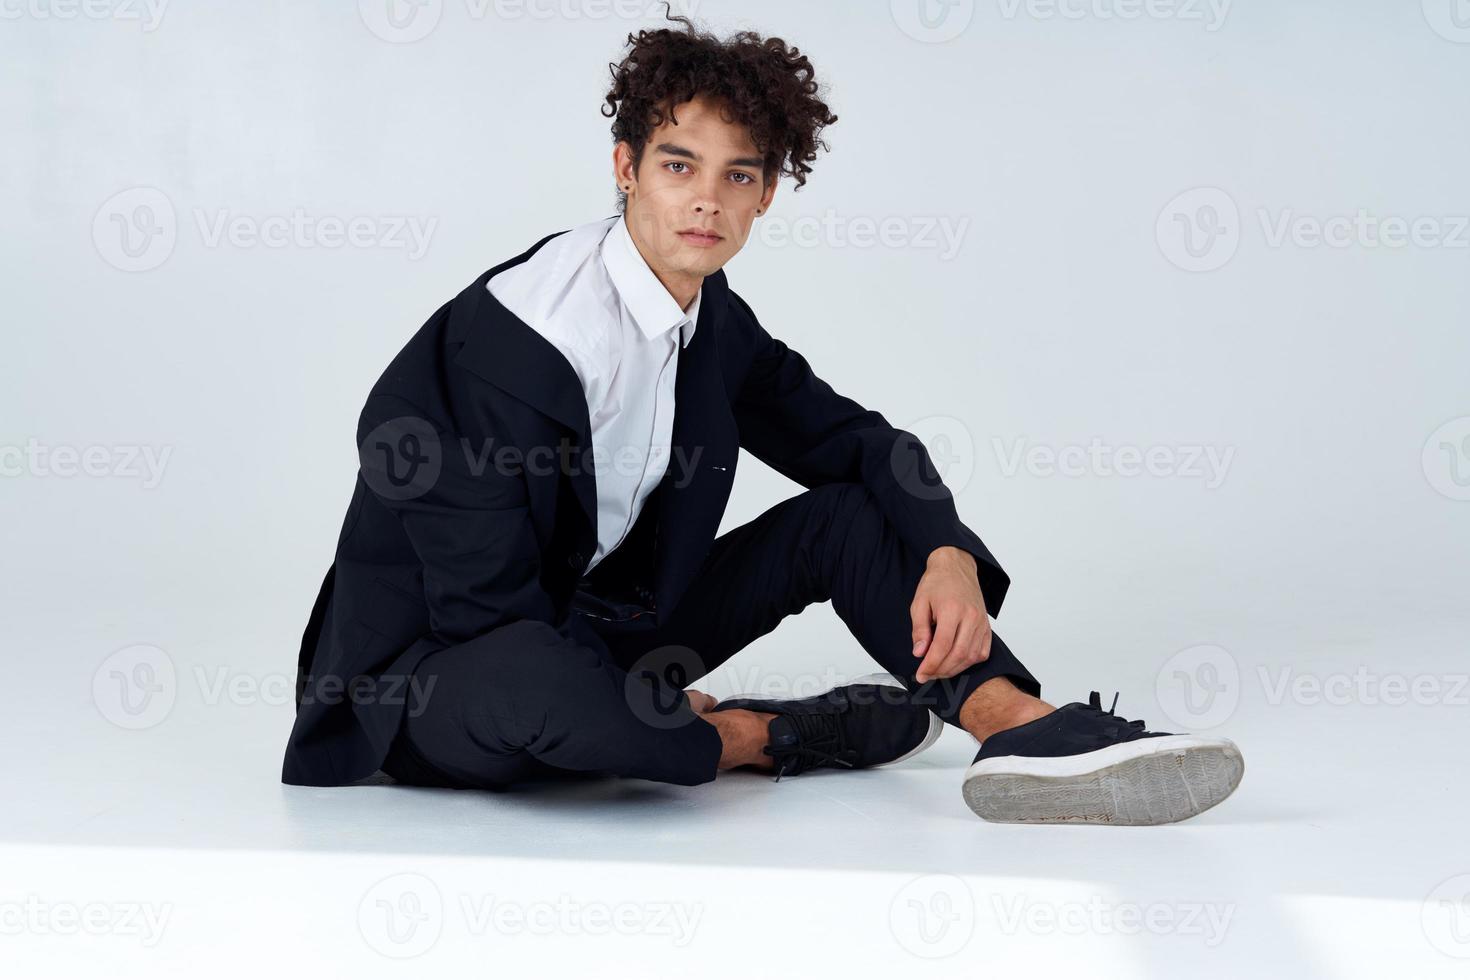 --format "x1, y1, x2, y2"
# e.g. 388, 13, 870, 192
601, 214, 701, 349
